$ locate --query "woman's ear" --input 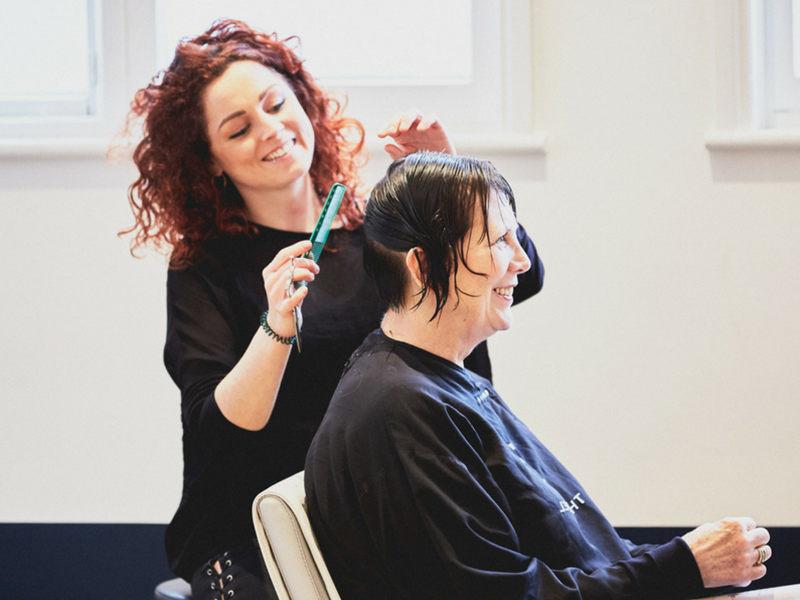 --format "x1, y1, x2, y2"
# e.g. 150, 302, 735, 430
405, 247, 427, 288
209, 158, 223, 178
